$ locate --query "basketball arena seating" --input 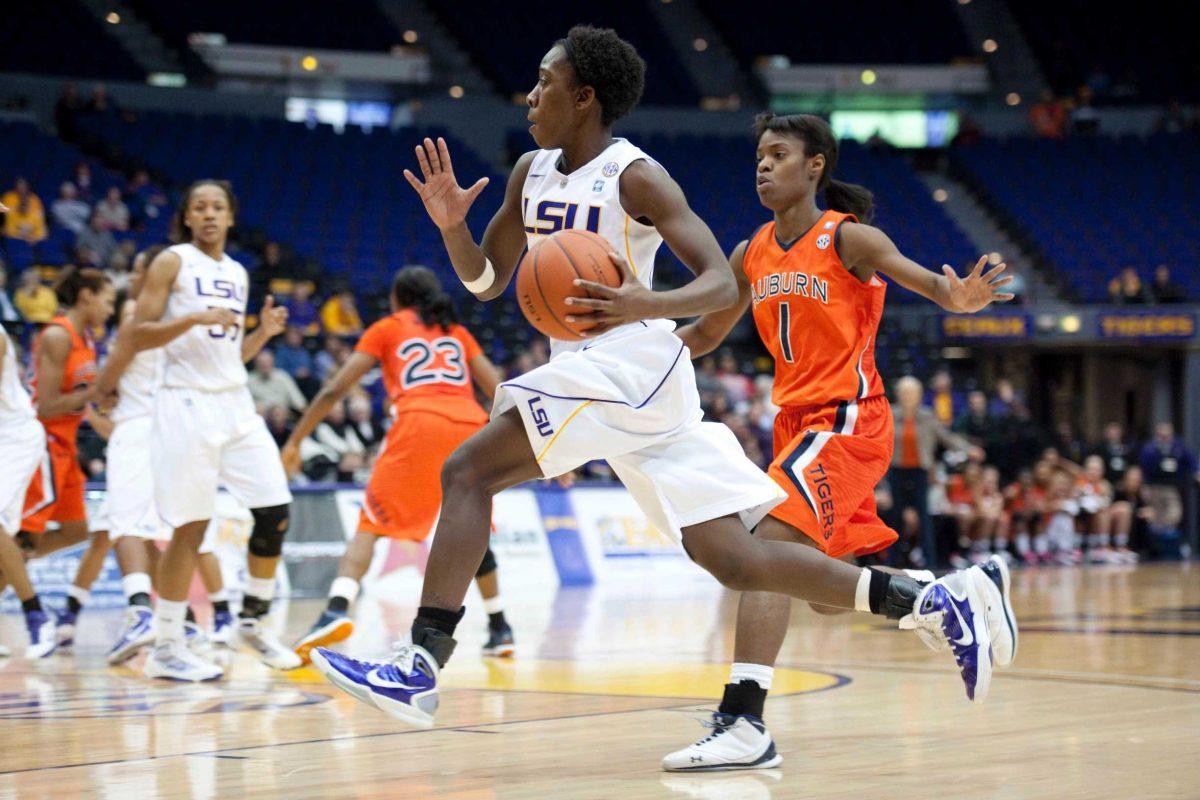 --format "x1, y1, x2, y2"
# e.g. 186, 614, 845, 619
0, 2, 143, 81
1006, 0, 1198, 102
697, 0, 973, 66
955, 134, 1200, 302
0, 119, 142, 271
427, 0, 699, 107
124, 0, 402, 52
